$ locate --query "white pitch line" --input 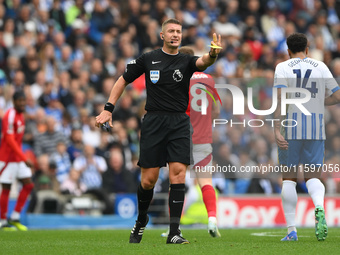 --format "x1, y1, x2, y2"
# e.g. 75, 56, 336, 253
251, 232, 310, 237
